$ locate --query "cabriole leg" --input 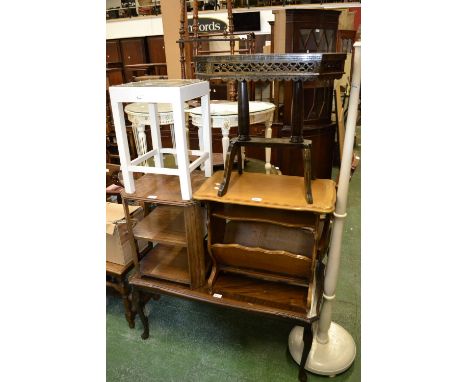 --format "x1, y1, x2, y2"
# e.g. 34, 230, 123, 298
132, 288, 149, 339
